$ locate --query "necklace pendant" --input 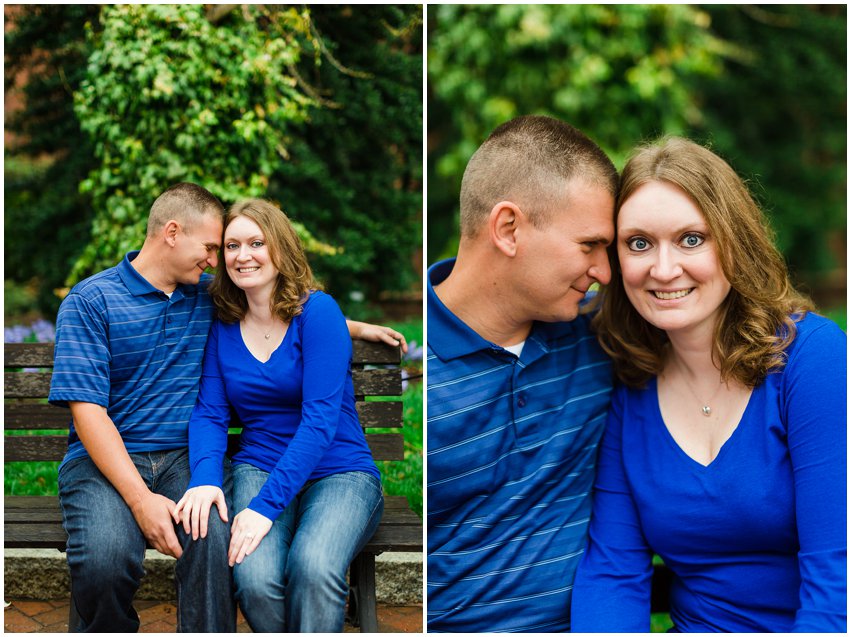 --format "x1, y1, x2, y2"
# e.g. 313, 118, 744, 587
264, 333, 271, 340
701, 405, 712, 417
